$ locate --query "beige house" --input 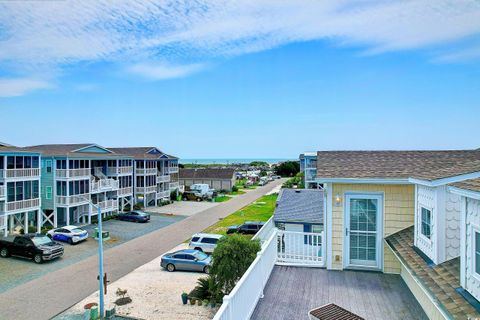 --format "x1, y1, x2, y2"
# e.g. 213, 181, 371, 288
310, 150, 480, 319
179, 168, 236, 191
